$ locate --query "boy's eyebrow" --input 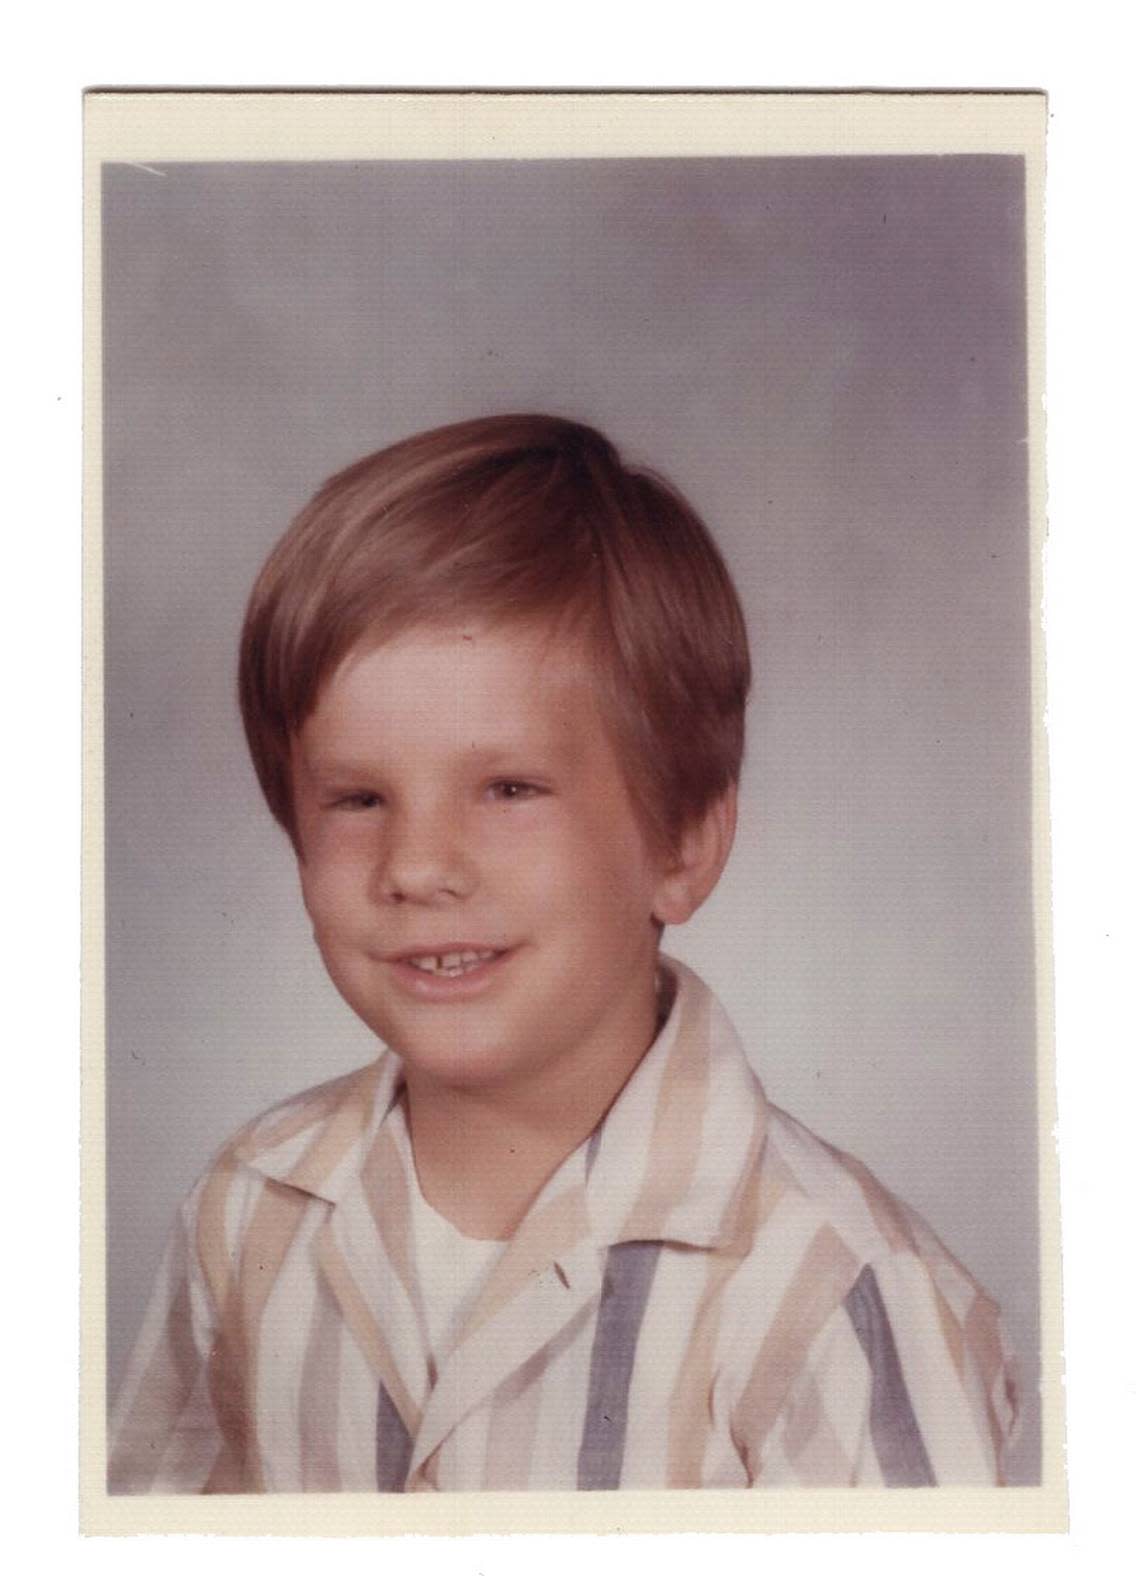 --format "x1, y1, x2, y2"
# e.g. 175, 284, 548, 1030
461, 741, 569, 770
297, 739, 574, 778
291, 744, 378, 781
